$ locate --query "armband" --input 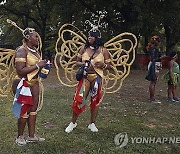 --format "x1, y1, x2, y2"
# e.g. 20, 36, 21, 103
102, 63, 107, 70
105, 59, 111, 63
36, 64, 40, 69
15, 58, 26, 63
